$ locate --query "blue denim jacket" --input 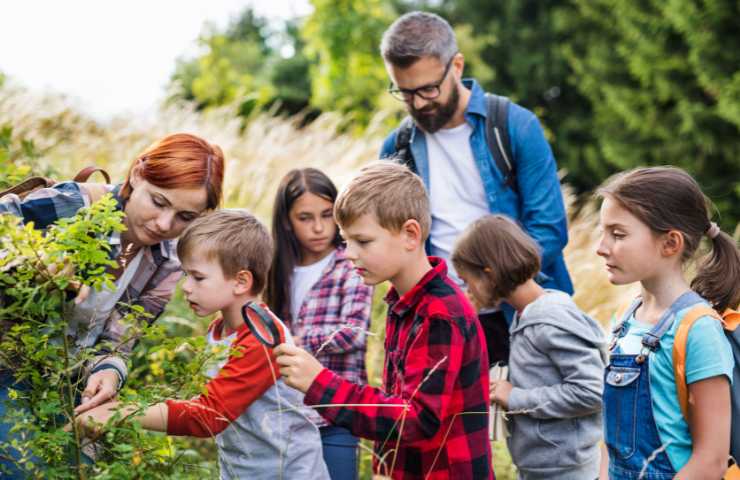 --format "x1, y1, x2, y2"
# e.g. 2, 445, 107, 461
380, 78, 573, 294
